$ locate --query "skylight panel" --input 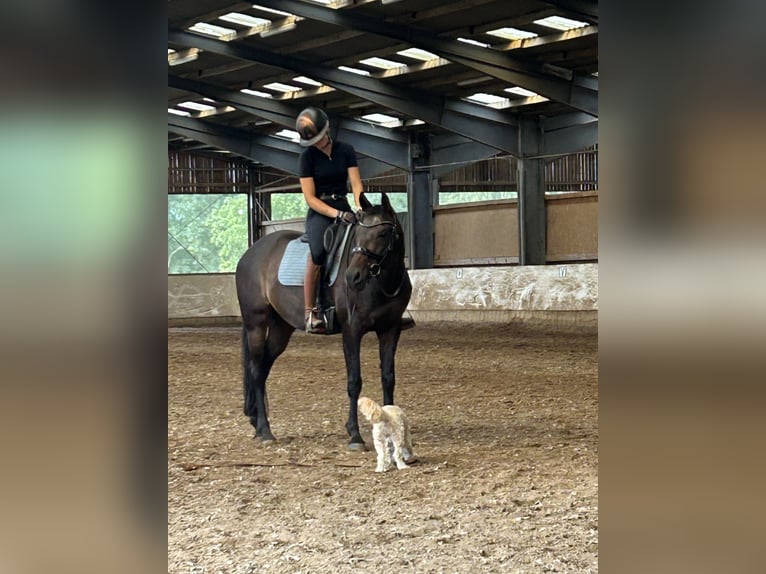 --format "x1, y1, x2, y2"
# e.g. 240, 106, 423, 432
168, 108, 191, 117
188, 22, 237, 39
359, 57, 405, 70
533, 16, 589, 30
293, 76, 323, 87
240, 88, 273, 98
457, 37, 490, 48
168, 48, 200, 66
466, 93, 507, 106
486, 27, 537, 41
396, 48, 439, 61
505, 86, 539, 97
219, 13, 271, 27
274, 129, 300, 142
315, 0, 353, 7
465, 92, 511, 108
361, 113, 402, 127
338, 65, 370, 76
177, 101, 217, 112
262, 82, 302, 92
362, 113, 399, 123
252, 4, 293, 17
